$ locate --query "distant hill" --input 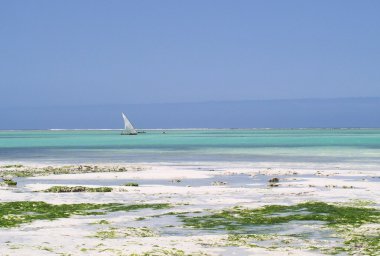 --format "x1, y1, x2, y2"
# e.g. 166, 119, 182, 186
1, 97, 380, 129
